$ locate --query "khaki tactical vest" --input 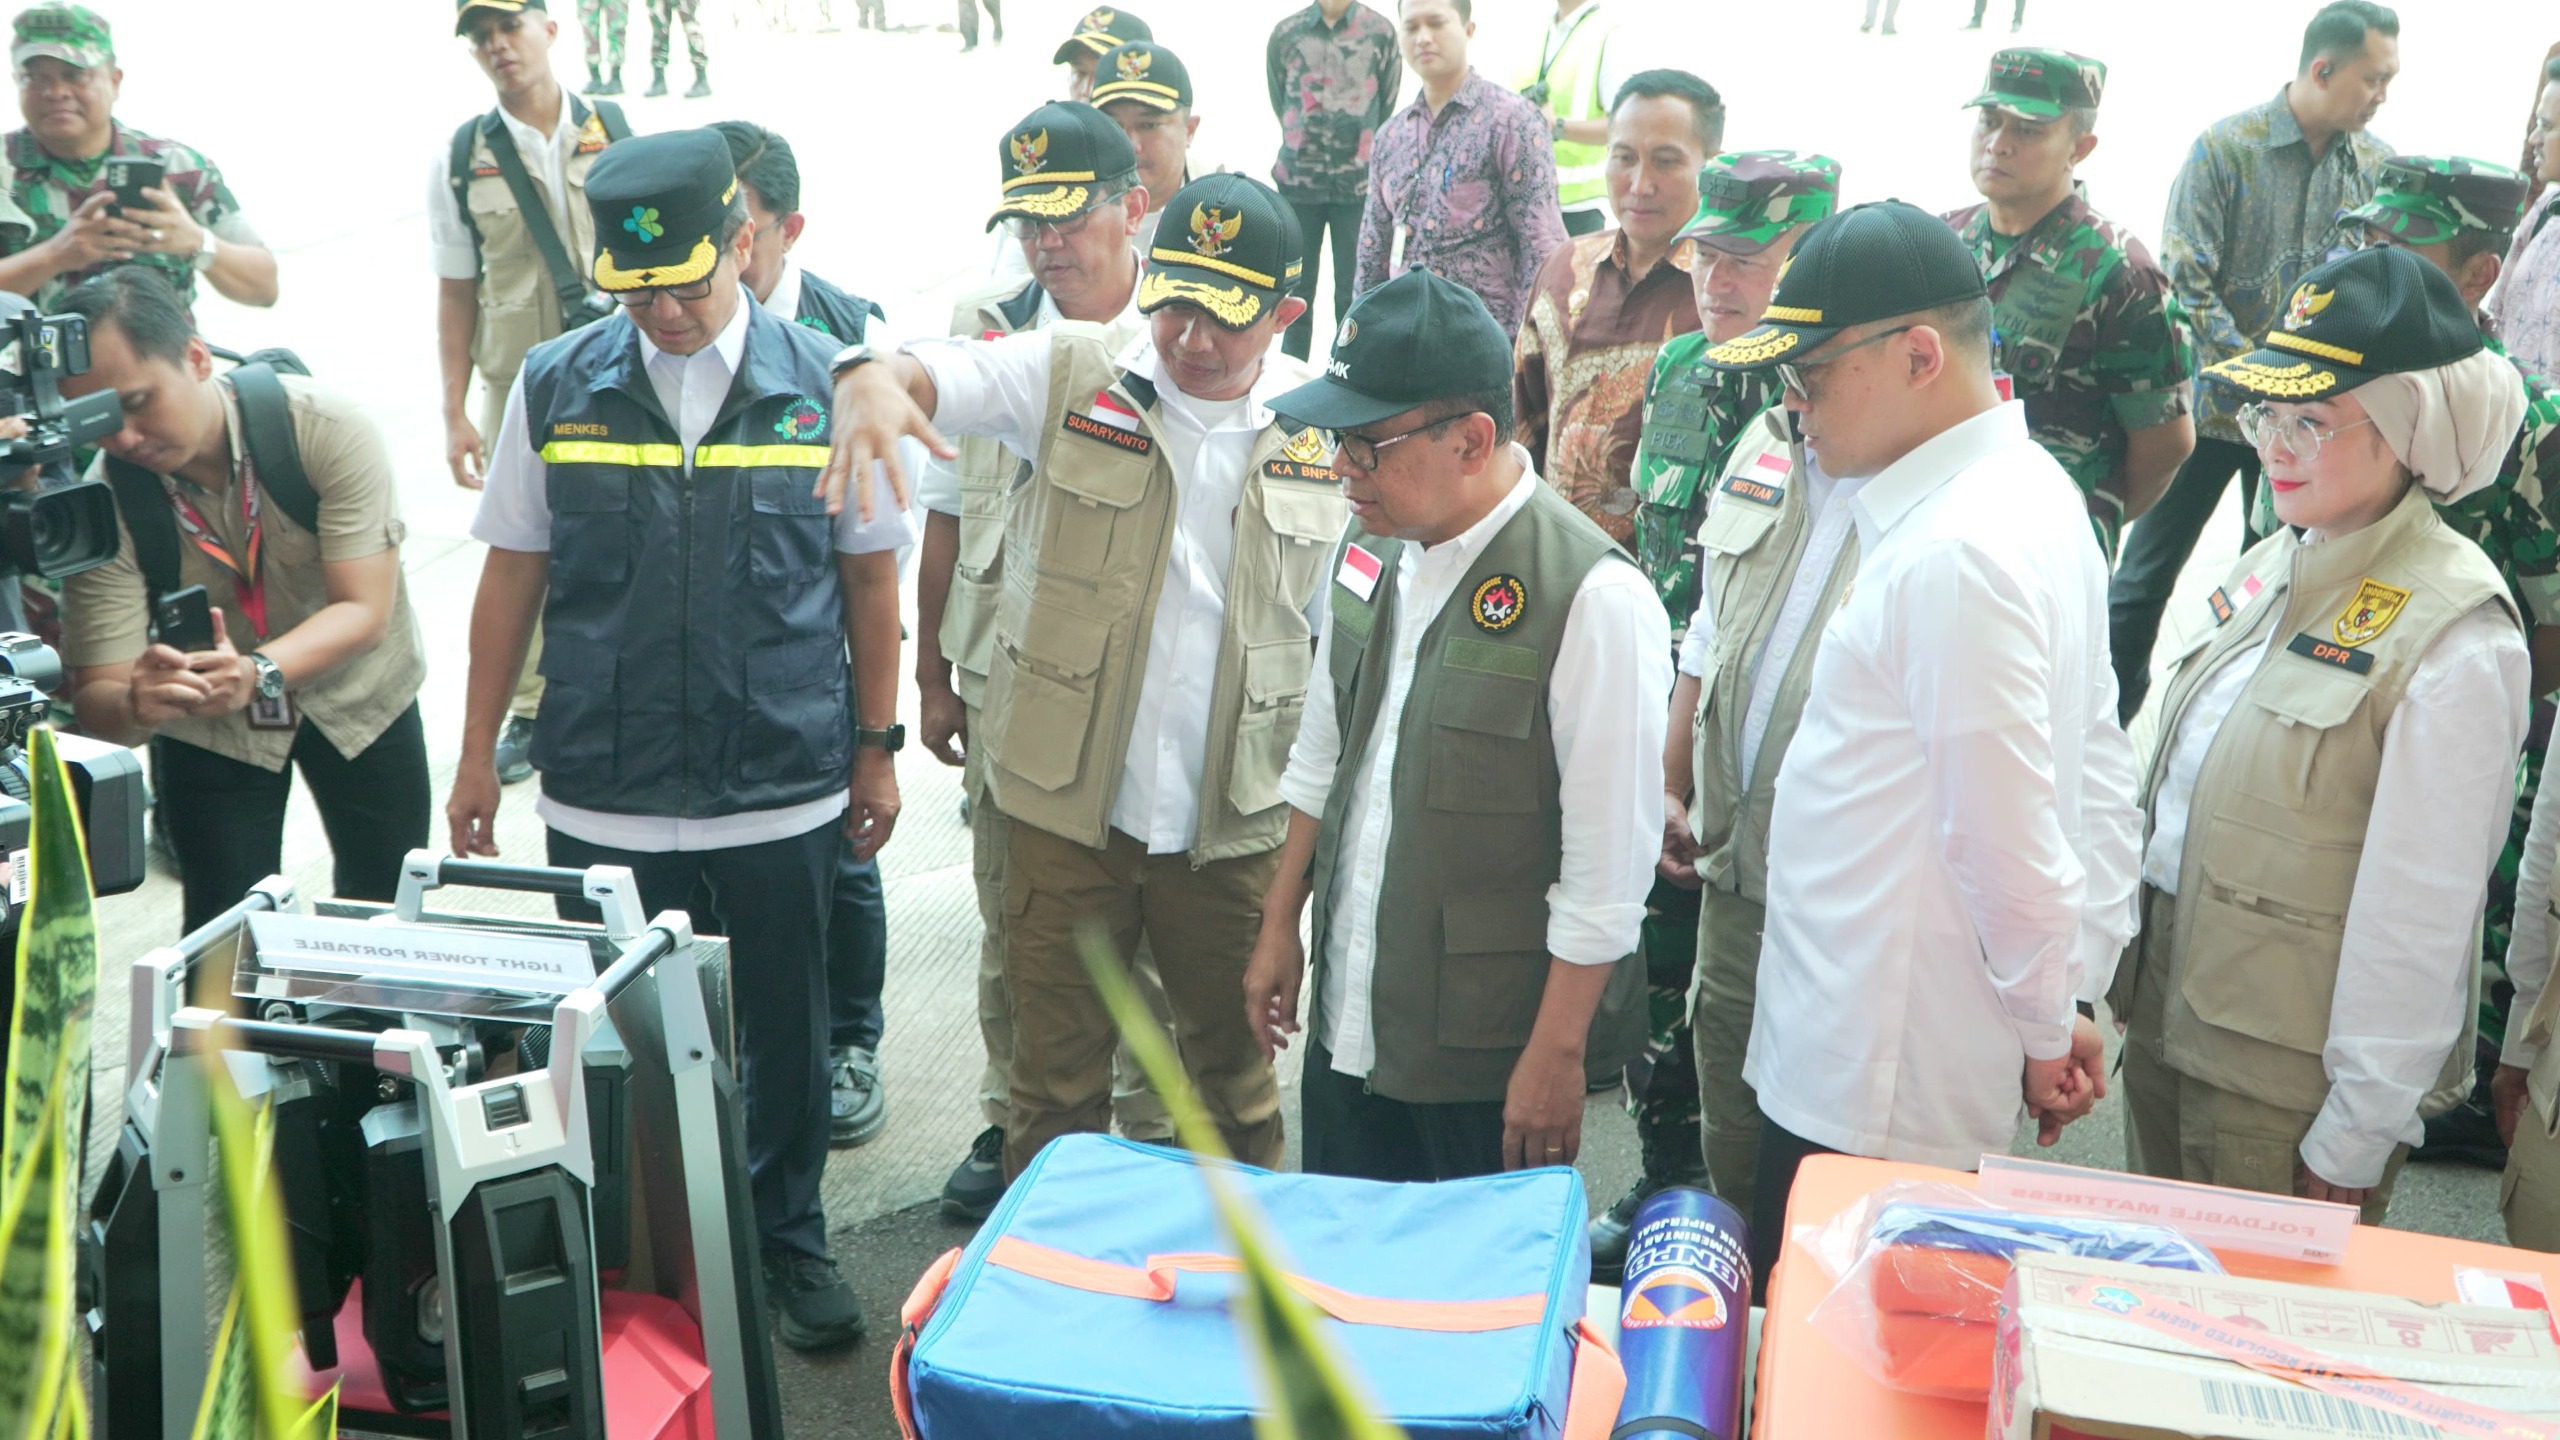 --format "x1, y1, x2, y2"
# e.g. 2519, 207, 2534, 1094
936, 277, 1147, 710
976, 328, 1345, 863
1310, 481, 1646, 1104
2116, 486, 2517, 1118
2523, 934, 2560, 1135
1689, 409, 1860, 905
461, 106, 609, 399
